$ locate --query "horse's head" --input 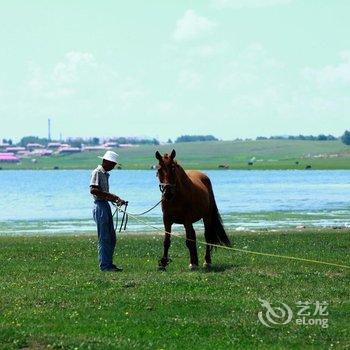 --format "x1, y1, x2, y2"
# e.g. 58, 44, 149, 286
155, 149, 177, 200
